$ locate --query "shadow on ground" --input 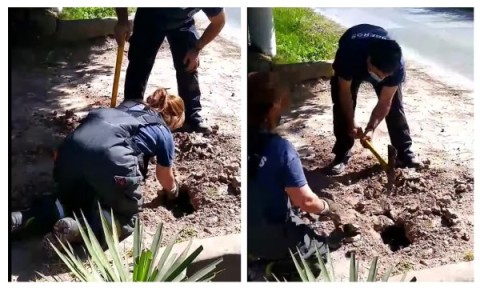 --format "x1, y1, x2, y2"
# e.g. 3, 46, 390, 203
280, 79, 331, 135
10, 37, 116, 281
